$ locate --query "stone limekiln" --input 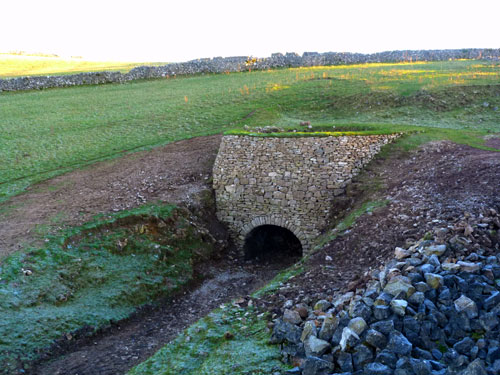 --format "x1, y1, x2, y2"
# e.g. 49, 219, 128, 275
213, 133, 399, 256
